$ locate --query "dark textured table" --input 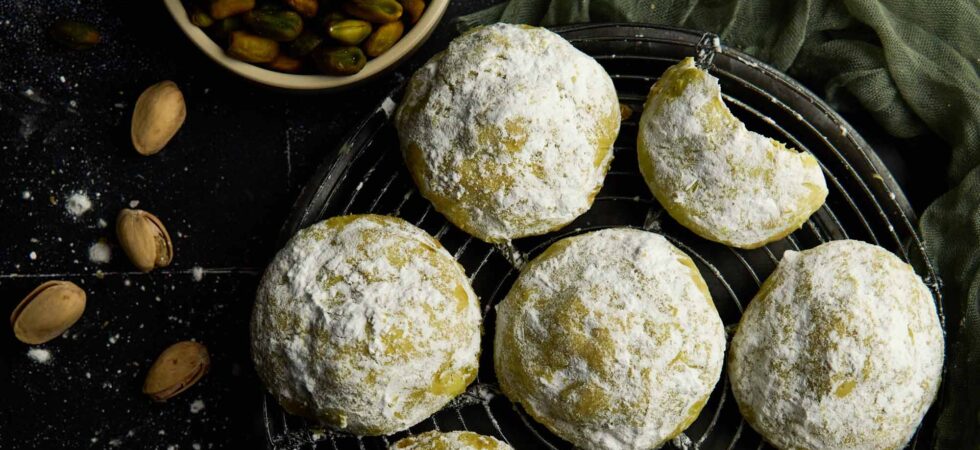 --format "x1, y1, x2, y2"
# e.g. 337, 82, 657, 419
0, 2, 947, 449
